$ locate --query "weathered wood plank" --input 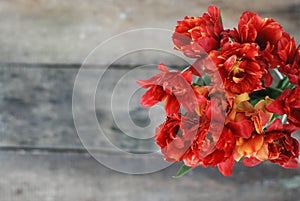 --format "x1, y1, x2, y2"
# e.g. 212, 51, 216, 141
0, 64, 165, 151
0, 0, 298, 64
0, 151, 299, 201
1, 64, 300, 150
